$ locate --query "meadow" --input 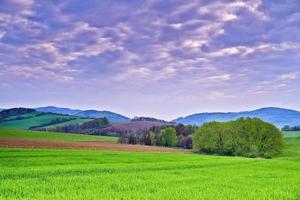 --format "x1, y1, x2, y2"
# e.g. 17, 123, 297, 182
0, 112, 91, 130
0, 131, 300, 199
0, 129, 117, 142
